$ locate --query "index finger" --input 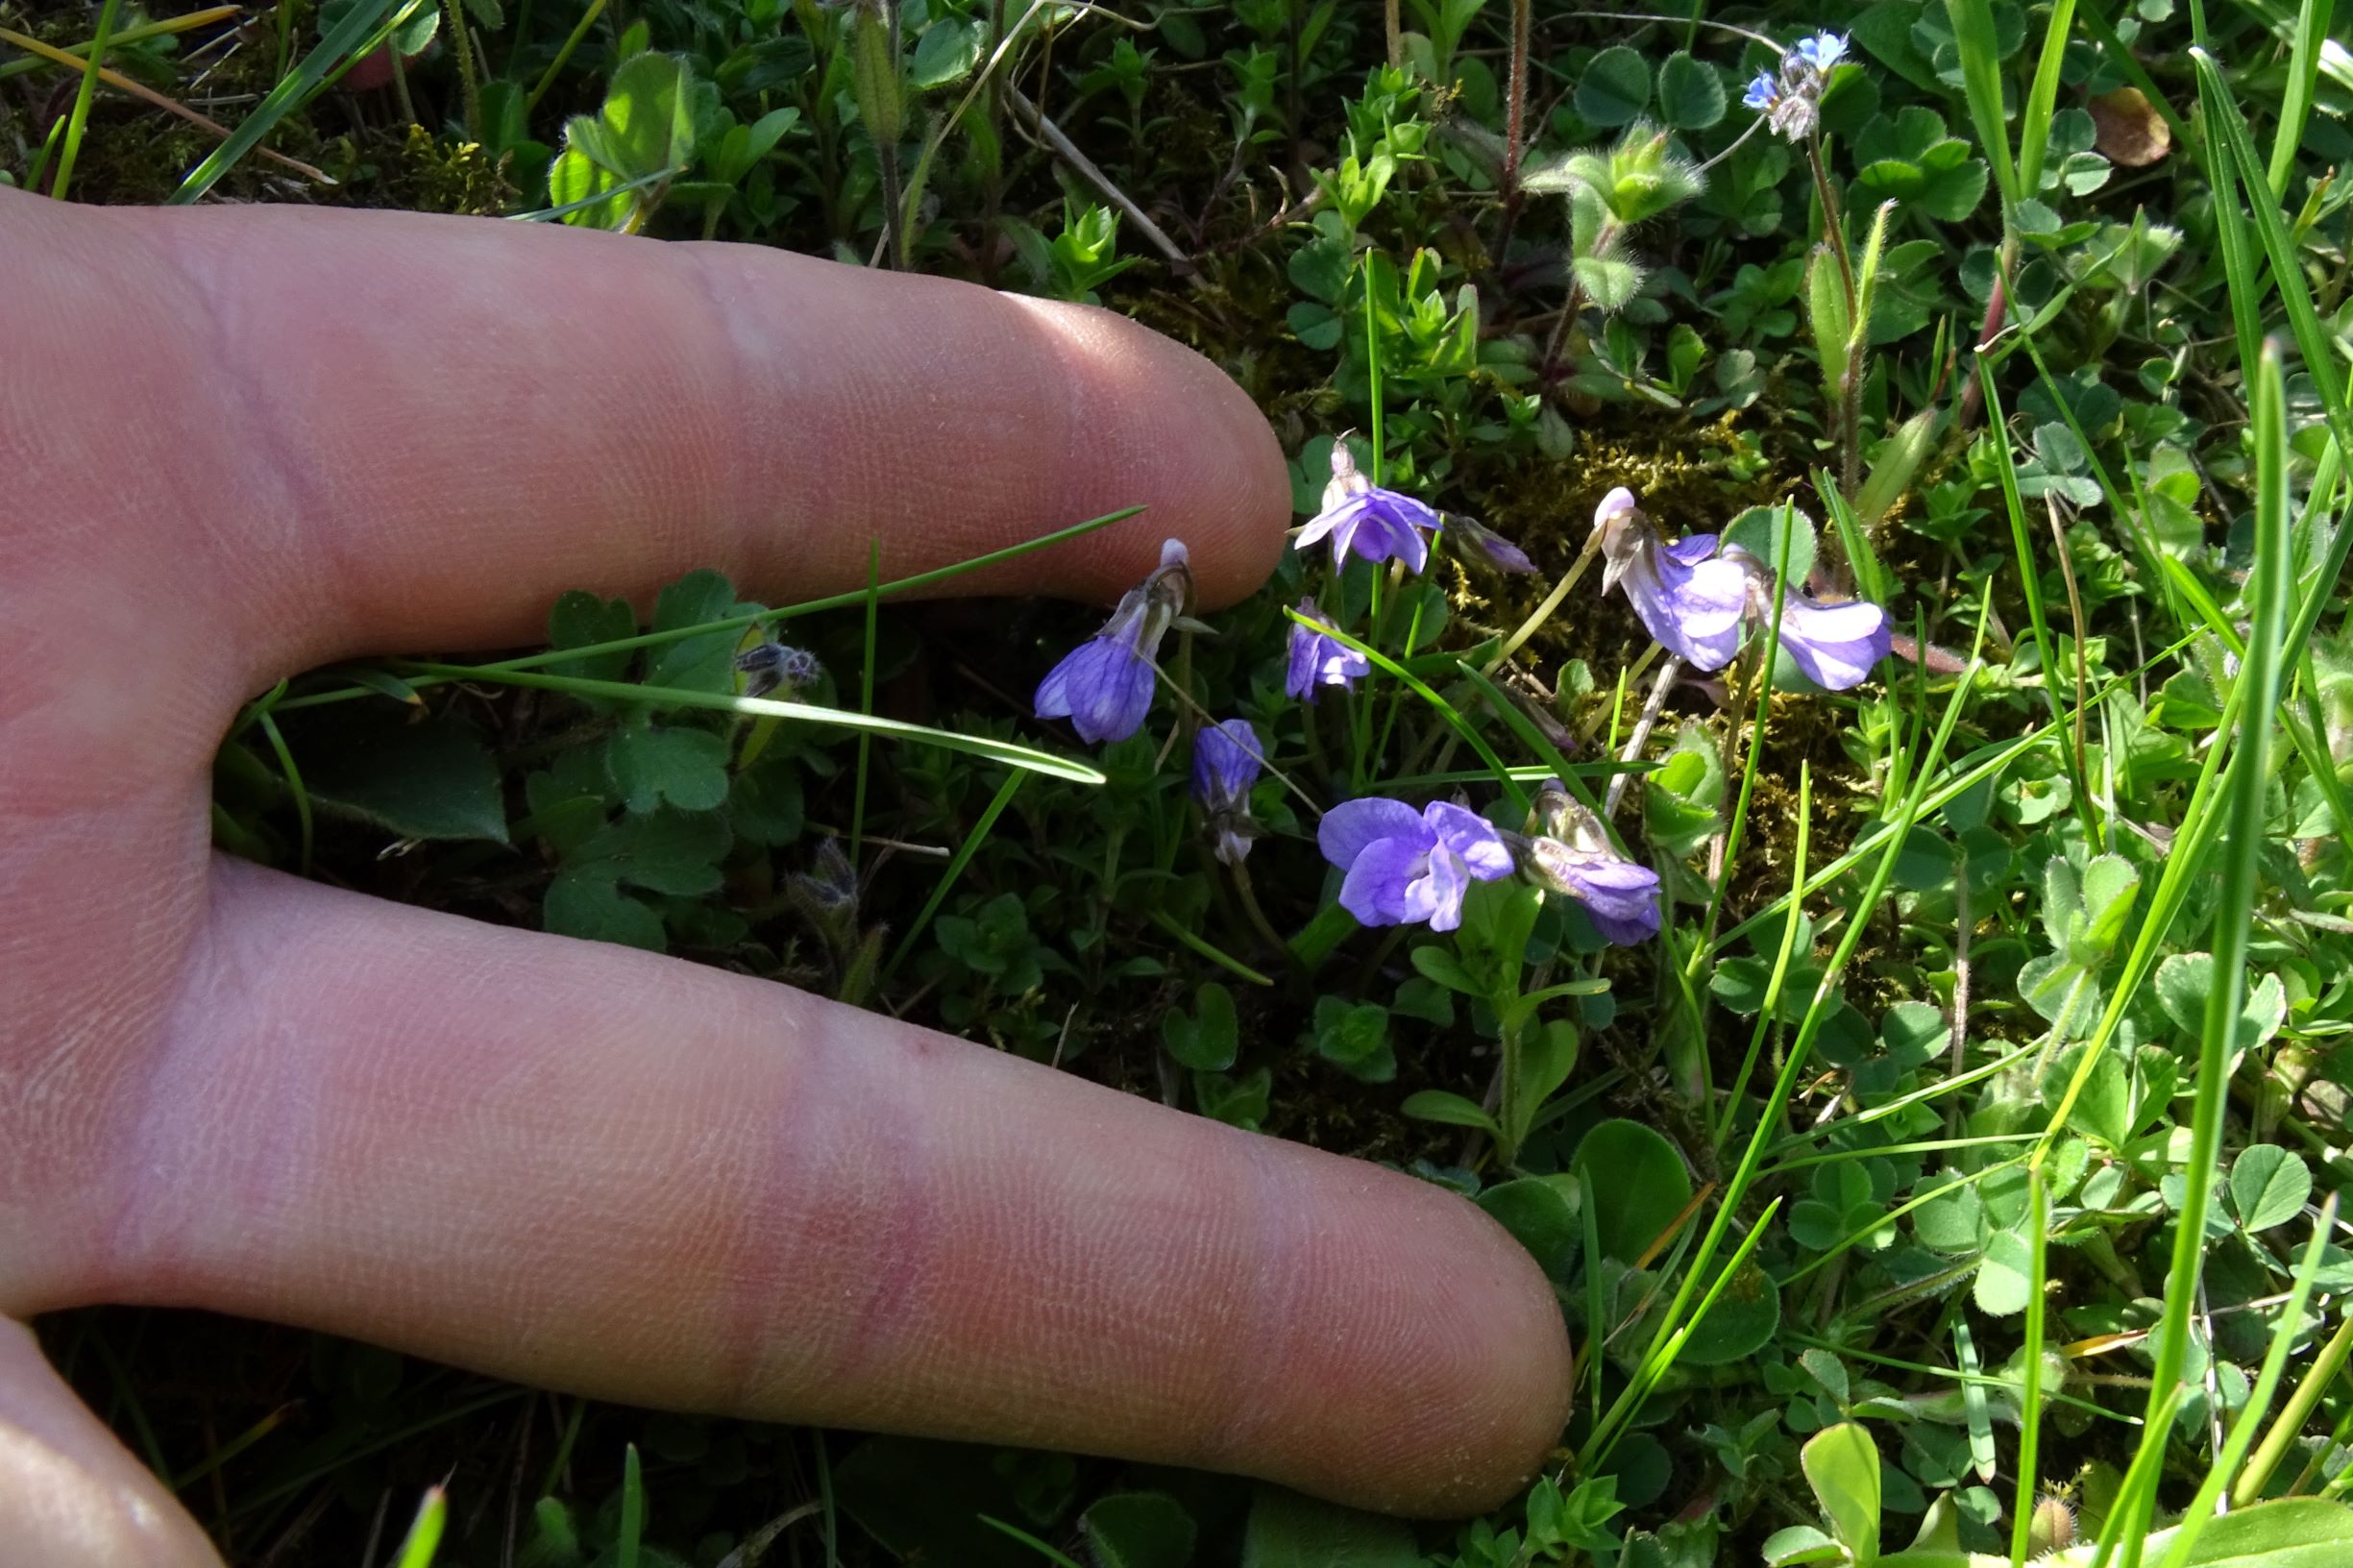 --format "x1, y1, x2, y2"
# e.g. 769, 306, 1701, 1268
3, 191, 1290, 689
